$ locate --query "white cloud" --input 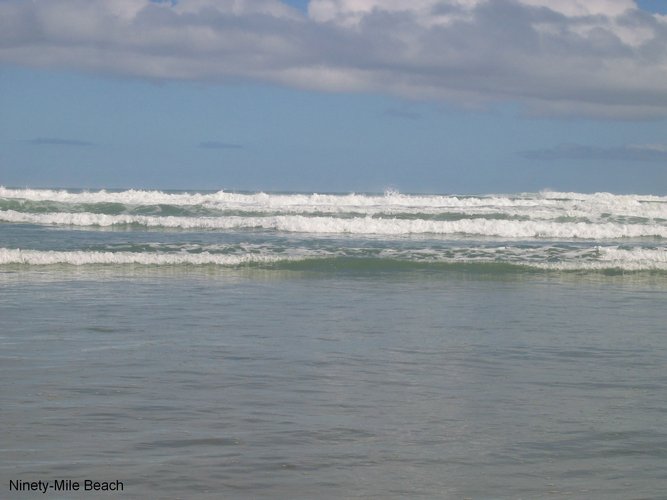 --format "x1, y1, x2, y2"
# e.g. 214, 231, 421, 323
519, 0, 634, 16
1, 0, 666, 118
308, 0, 479, 26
